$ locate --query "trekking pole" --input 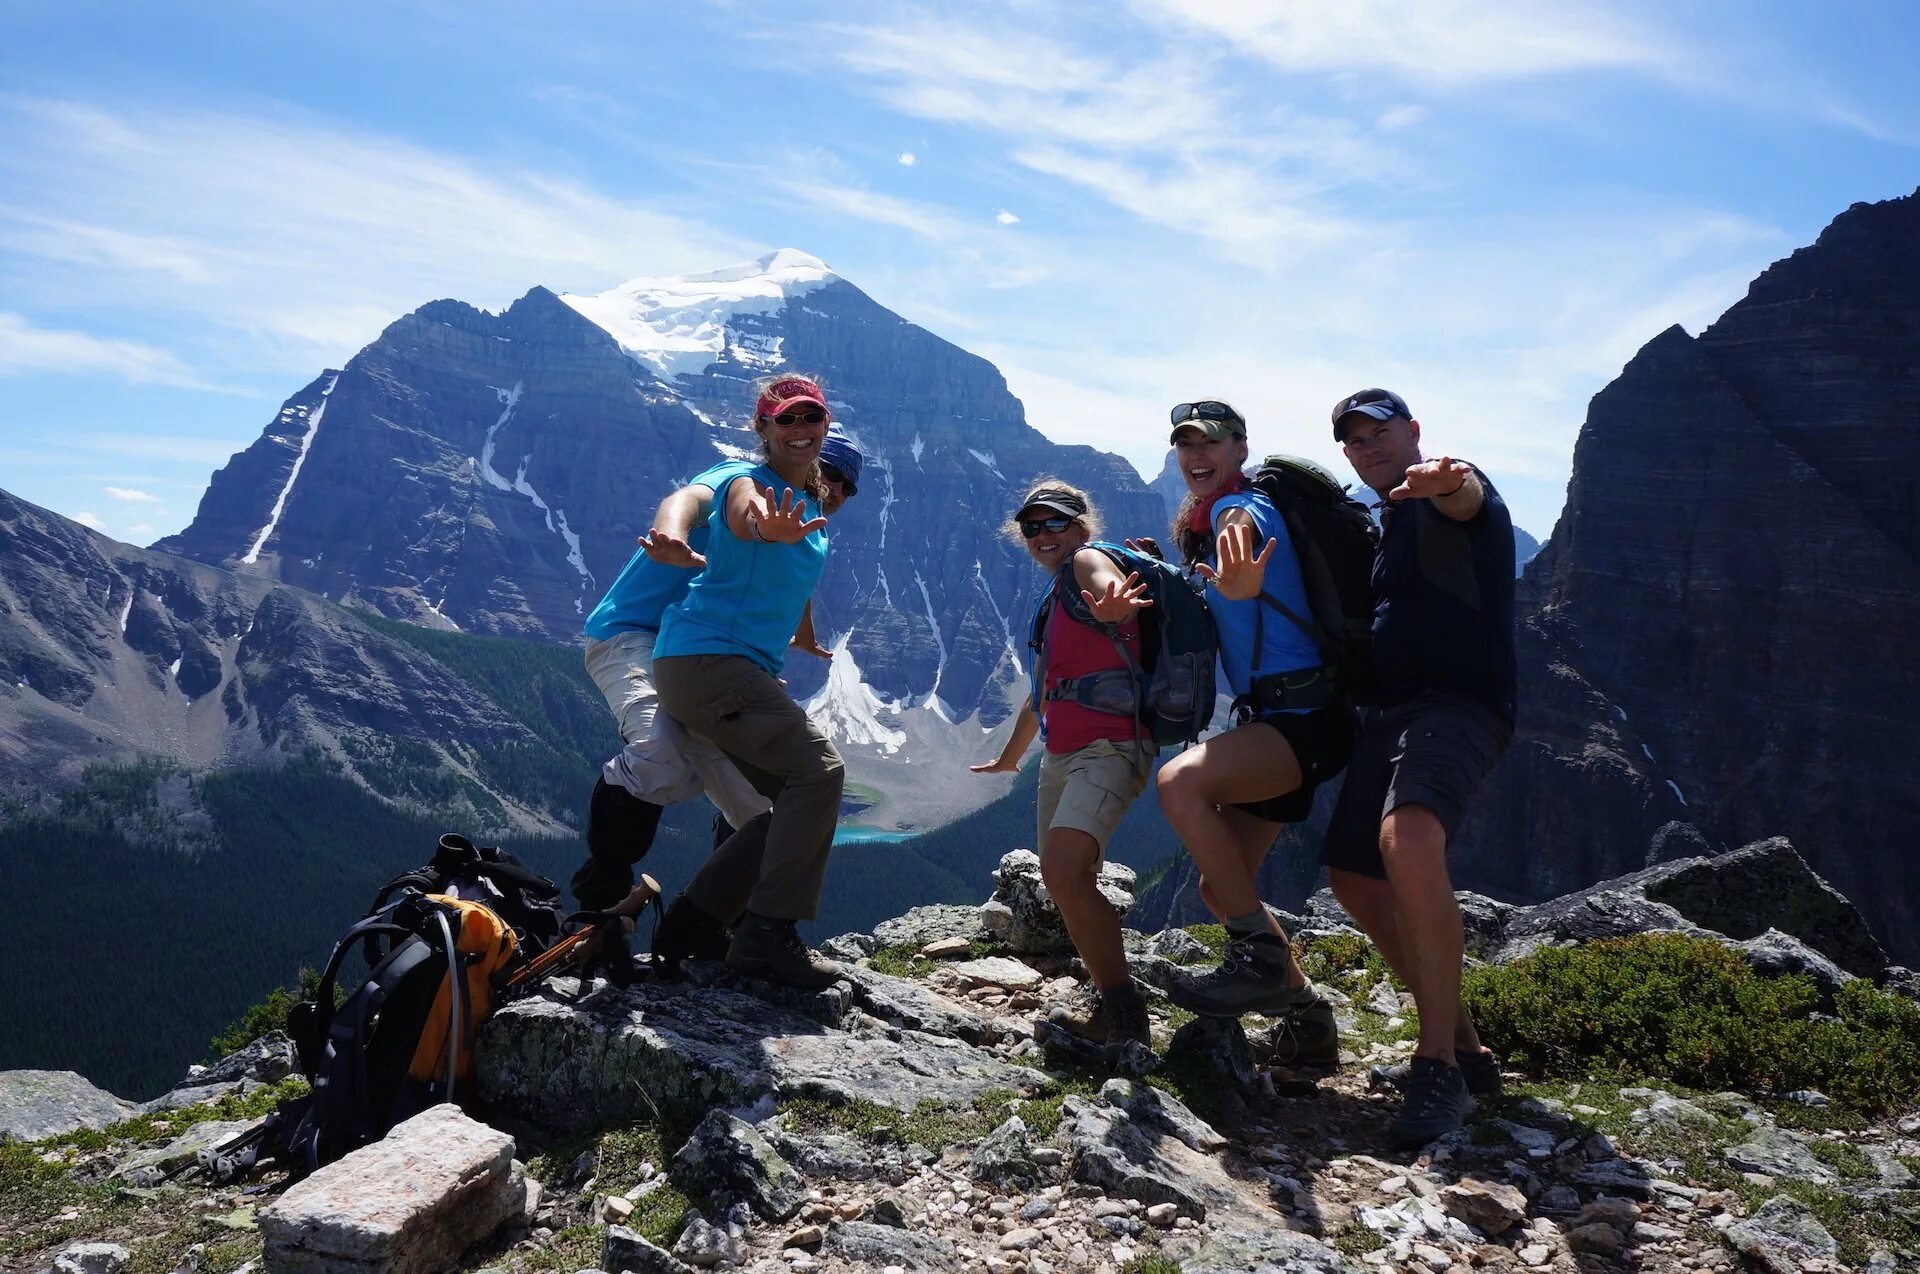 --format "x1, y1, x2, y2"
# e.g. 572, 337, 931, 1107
503, 874, 660, 994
